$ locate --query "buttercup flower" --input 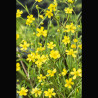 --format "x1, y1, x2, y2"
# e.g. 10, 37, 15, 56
35, 0, 42, 2
20, 41, 29, 51
64, 78, 74, 89
46, 69, 56, 77
78, 44, 82, 49
70, 68, 82, 79
36, 46, 45, 52
16, 63, 20, 71
62, 36, 70, 45
64, 8, 73, 14
61, 69, 67, 76
48, 3, 57, 12
65, 23, 76, 33
26, 52, 36, 62
17, 87, 28, 96
50, 50, 60, 59
16, 9, 23, 18
57, 29, 60, 32
45, 10, 53, 18
16, 34, 19, 40
66, 49, 77, 58
37, 74, 46, 82
47, 42, 56, 49
26, 14, 35, 25
36, 27, 47, 37
68, 0, 74, 3
71, 44, 76, 49
35, 55, 48, 68
39, 15, 44, 19
44, 88, 56, 98
31, 88, 42, 97
73, 38, 78, 43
